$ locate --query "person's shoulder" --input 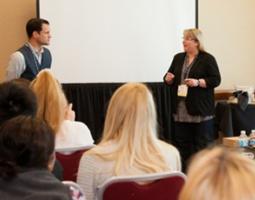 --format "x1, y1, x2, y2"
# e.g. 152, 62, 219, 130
199, 51, 216, 60
20, 169, 70, 190
62, 120, 91, 133
10, 51, 24, 60
43, 46, 51, 53
3, 169, 71, 200
174, 52, 186, 58
158, 140, 179, 155
158, 140, 181, 170
57, 120, 94, 147
171, 52, 186, 63
79, 148, 104, 168
32, 170, 71, 199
